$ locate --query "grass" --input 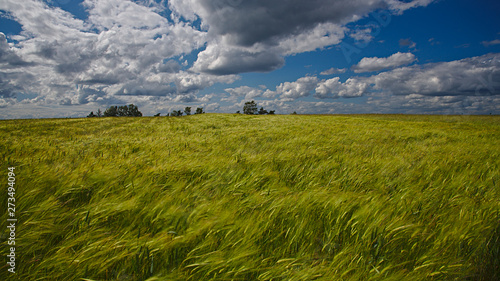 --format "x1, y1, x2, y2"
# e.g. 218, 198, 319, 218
0, 114, 499, 280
